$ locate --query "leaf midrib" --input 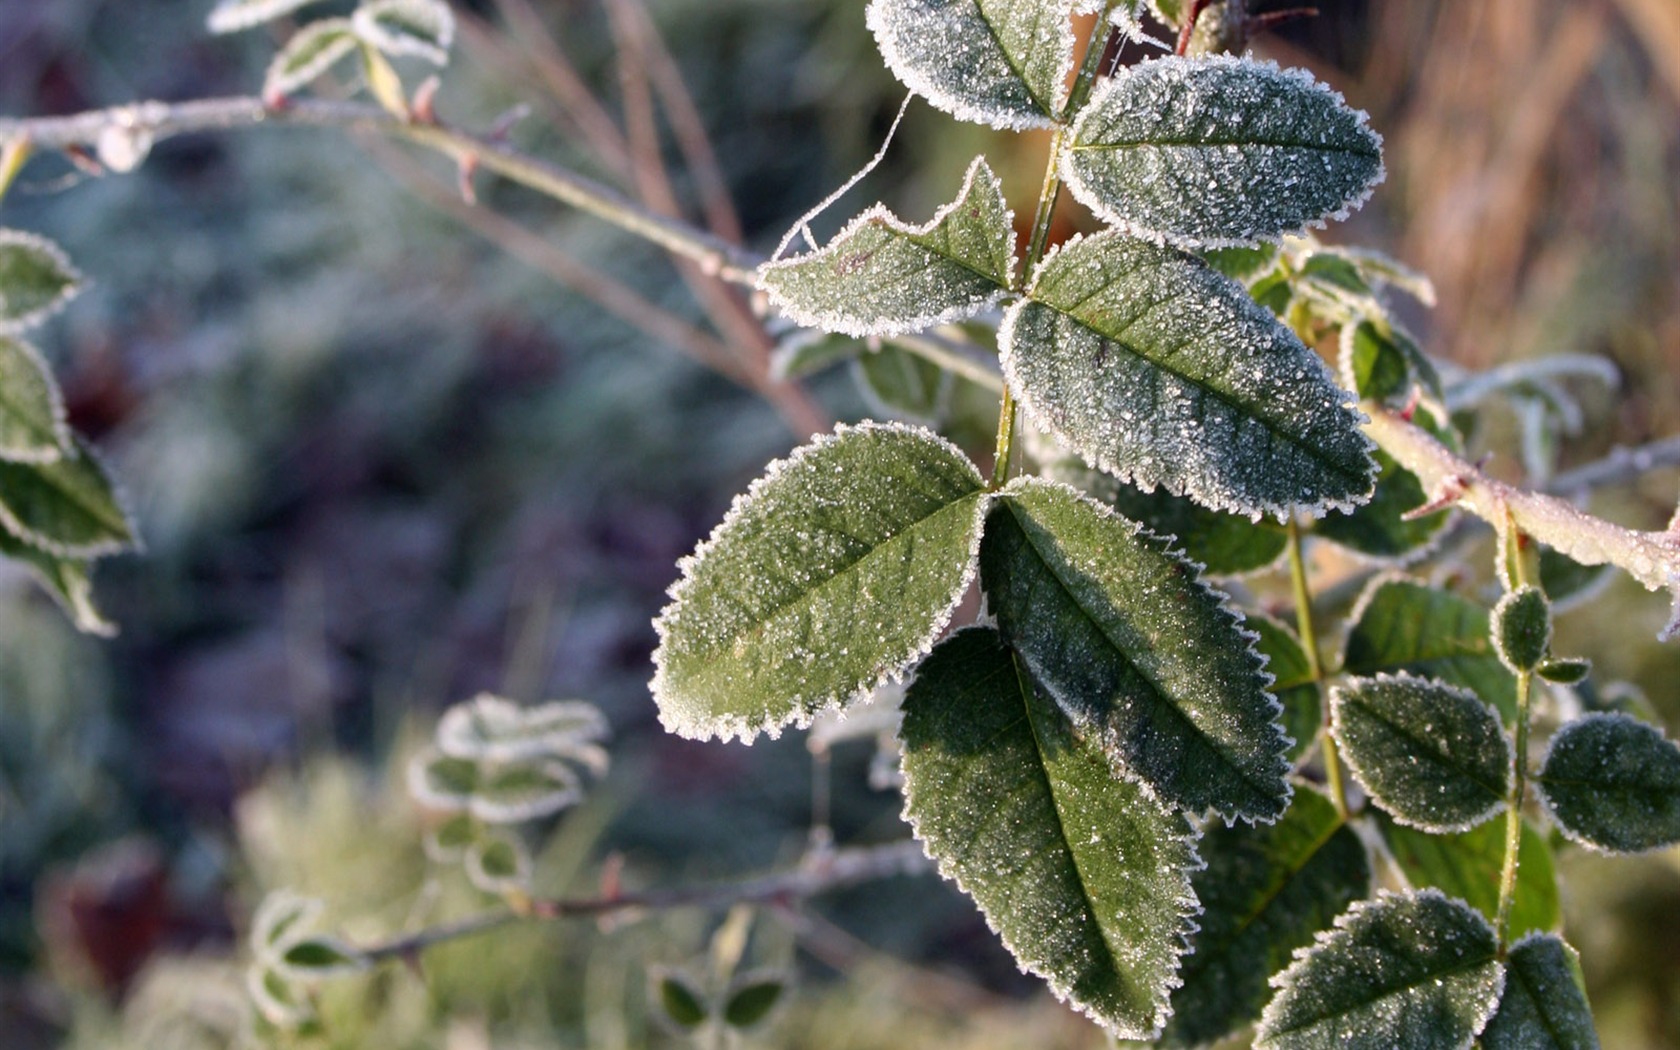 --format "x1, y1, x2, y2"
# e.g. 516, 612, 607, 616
1273, 952, 1500, 1037
1344, 696, 1508, 804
